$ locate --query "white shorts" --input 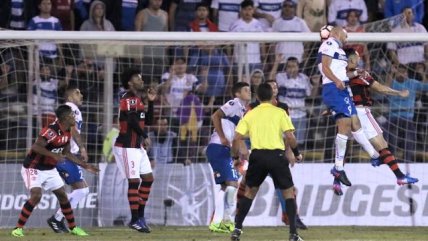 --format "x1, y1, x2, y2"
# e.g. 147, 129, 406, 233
356, 106, 383, 140
113, 146, 152, 179
21, 167, 64, 191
